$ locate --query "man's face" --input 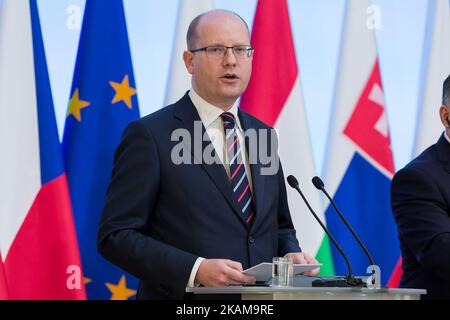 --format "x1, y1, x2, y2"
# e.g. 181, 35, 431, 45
183, 13, 252, 109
